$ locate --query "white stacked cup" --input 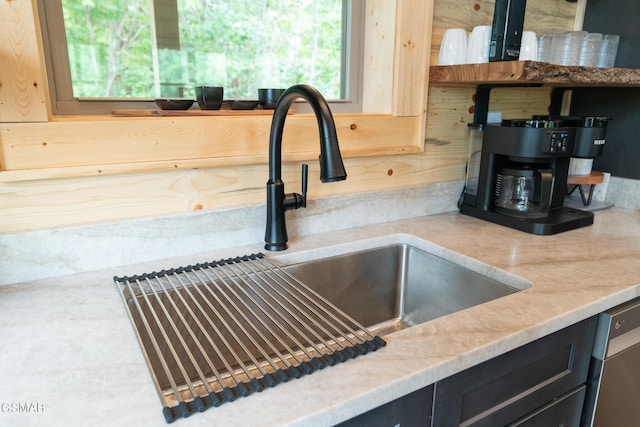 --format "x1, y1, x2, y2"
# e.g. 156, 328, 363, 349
466, 26, 492, 64
519, 31, 538, 61
569, 158, 593, 176
438, 28, 468, 65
